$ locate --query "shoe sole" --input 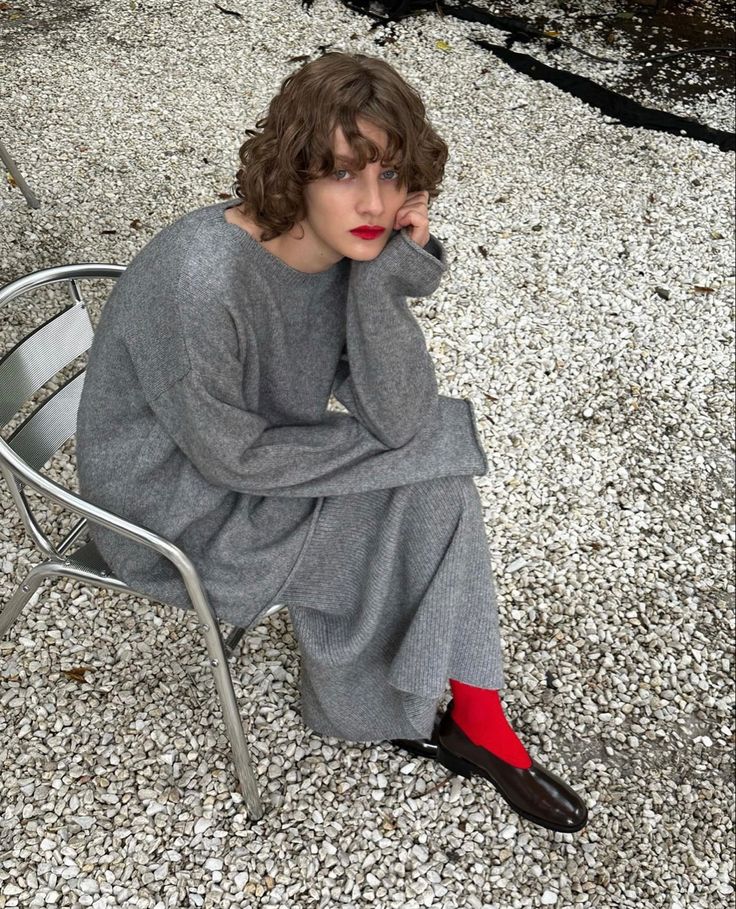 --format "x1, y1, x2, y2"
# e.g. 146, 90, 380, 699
436, 743, 588, 834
